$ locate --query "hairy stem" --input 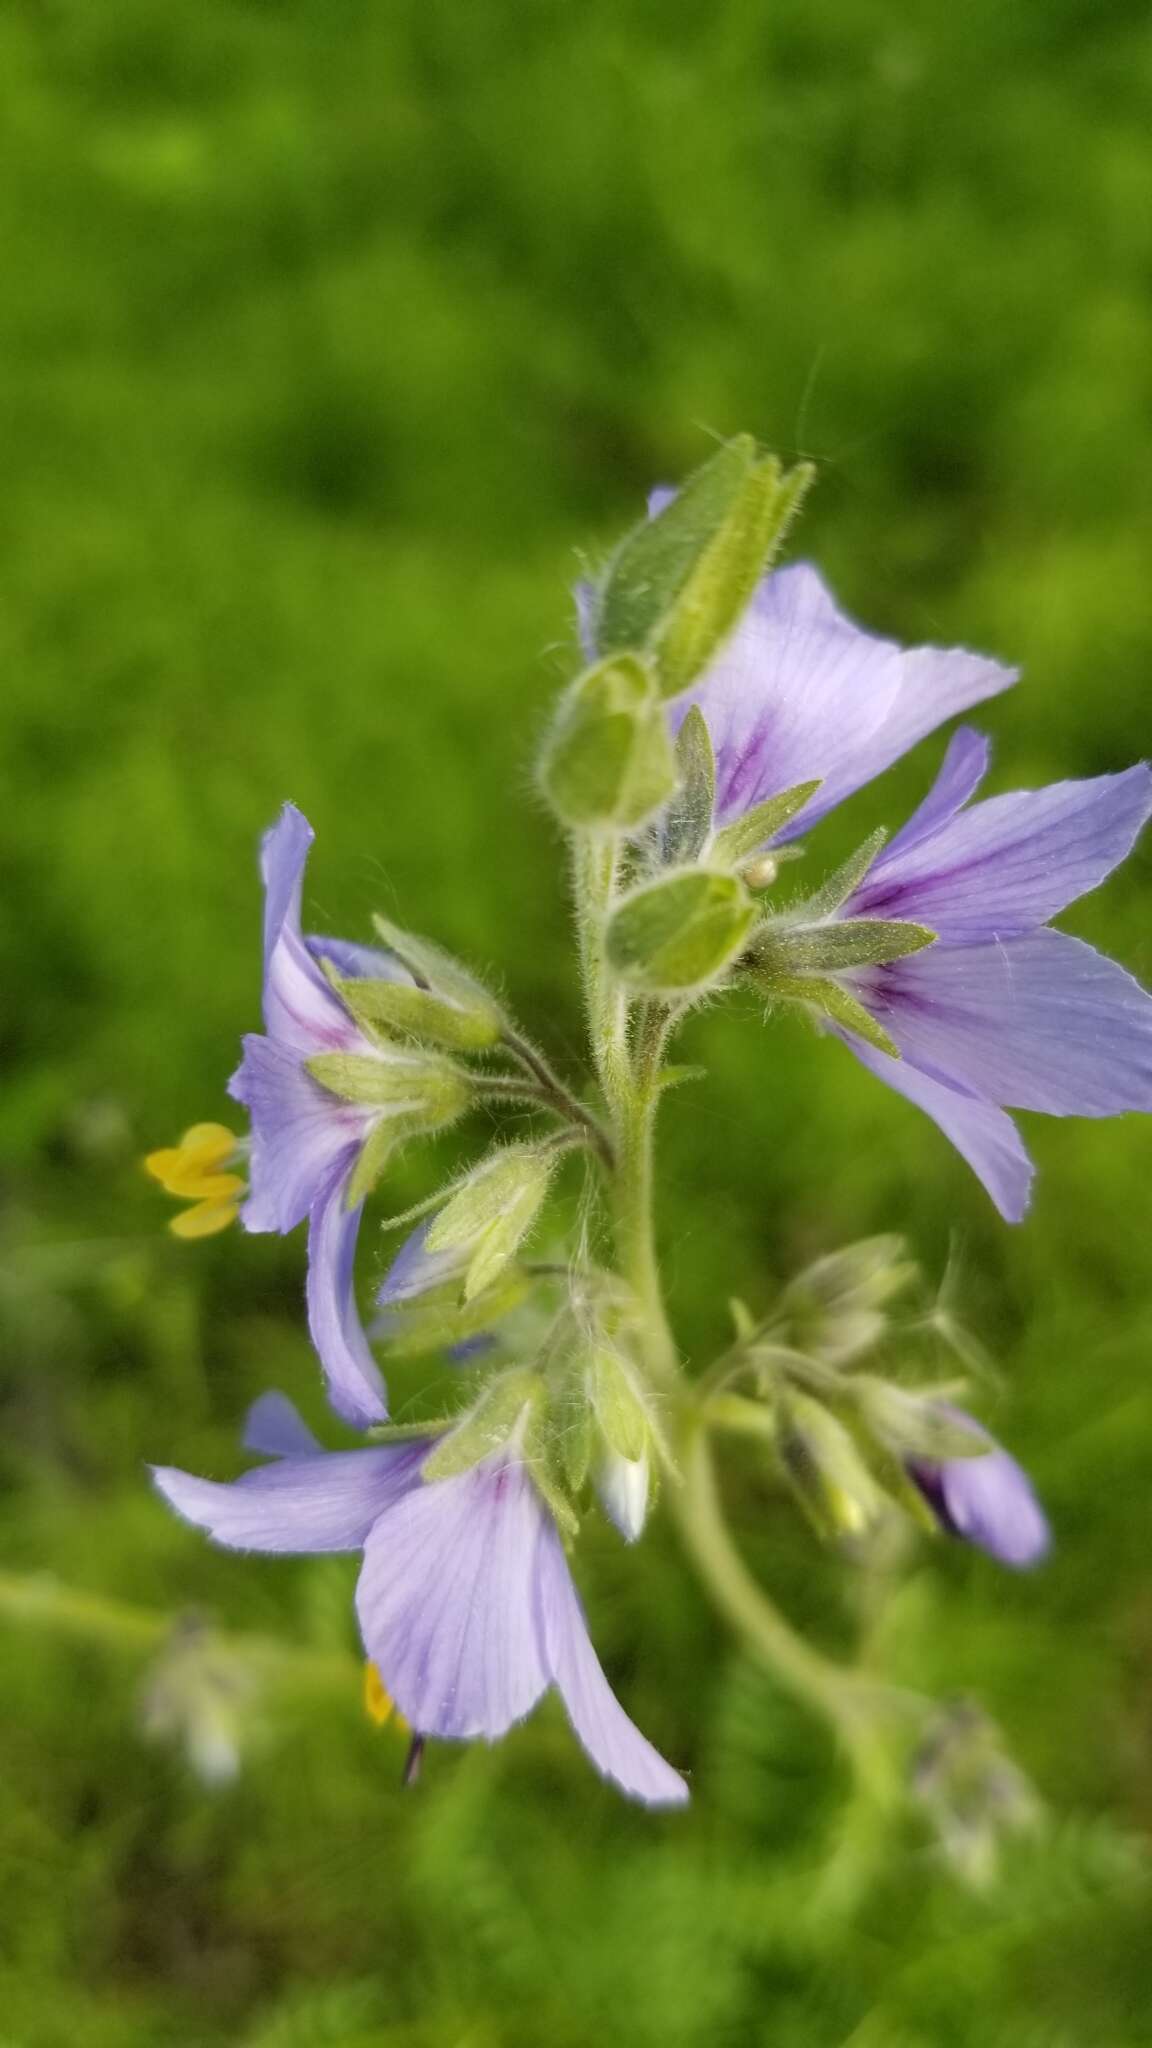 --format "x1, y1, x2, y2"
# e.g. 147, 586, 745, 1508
498, 1027, 616, 1170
